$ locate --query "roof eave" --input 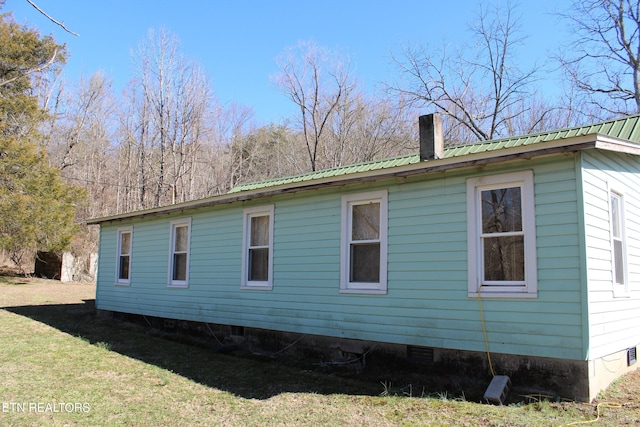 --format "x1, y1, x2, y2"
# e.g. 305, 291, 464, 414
89, 132, 633, 225
593, 134, 640, 154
